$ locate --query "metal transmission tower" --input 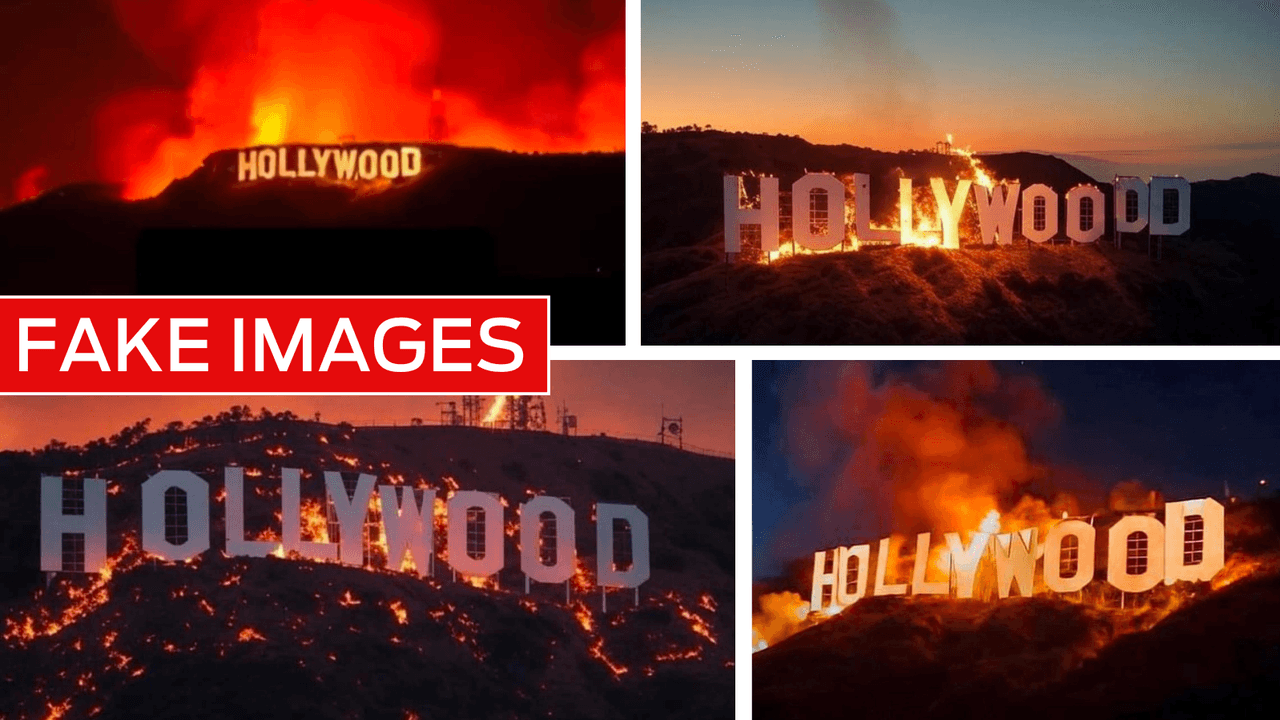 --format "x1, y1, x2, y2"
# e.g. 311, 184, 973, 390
437, 401, 460, 426
526, 397, 548, 431
505, 396, 549, 431
658, 414, 684, 449
557, 403, 579, 436
461, 396, 484, 426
